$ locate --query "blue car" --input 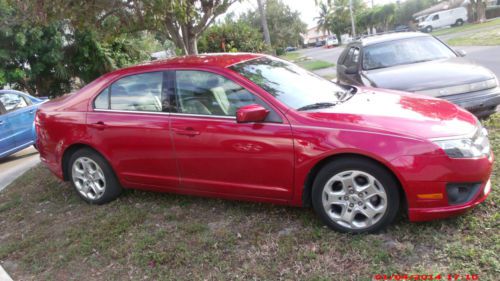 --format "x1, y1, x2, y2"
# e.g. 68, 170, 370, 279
0, 90, 46, 158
